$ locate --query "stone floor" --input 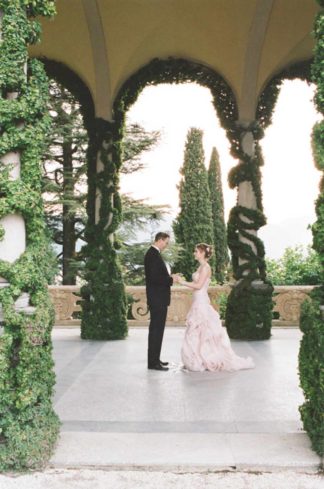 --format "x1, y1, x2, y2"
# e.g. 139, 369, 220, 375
0, 469, 323, 489
48, 327, 321, 471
